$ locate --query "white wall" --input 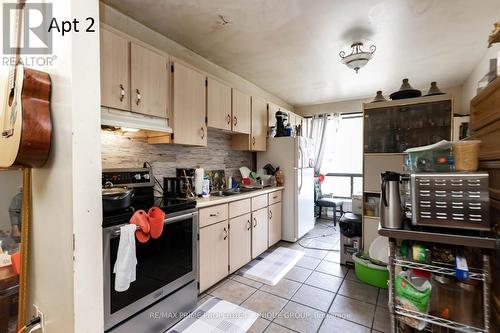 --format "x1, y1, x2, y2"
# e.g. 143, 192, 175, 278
296, 85, 464, 116
0, 171, 22, 235
99, 3, 294, 111
10, 0, 104, 332
462, 44, 500, 114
